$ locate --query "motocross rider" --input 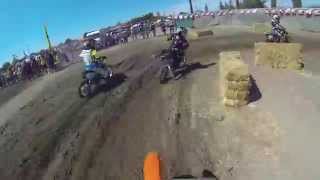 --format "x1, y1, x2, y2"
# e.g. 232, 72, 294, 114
271, 15, 286, 38
169, 28, 189, 72
79, 39, 111, 78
